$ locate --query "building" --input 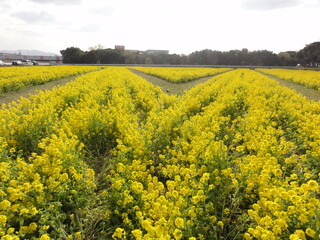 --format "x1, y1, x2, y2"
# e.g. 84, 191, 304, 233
0, 52, 62, 64
145, 49, 169, 55
115, 45, 125, 51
